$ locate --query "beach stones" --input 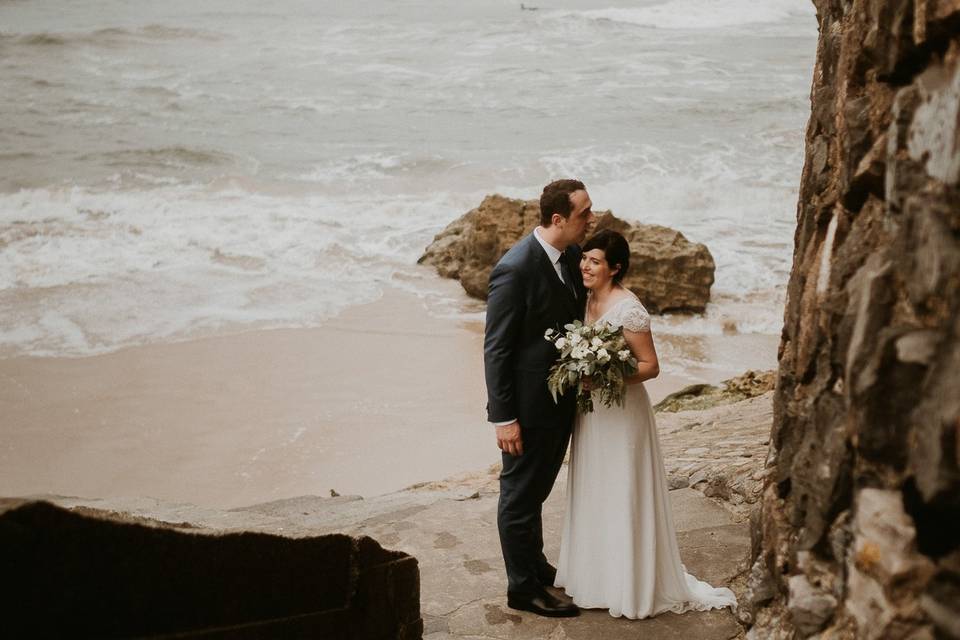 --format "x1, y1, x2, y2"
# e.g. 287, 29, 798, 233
656, 392, 775, 518
653, 369, 775, 413
419, 193, 715, 313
